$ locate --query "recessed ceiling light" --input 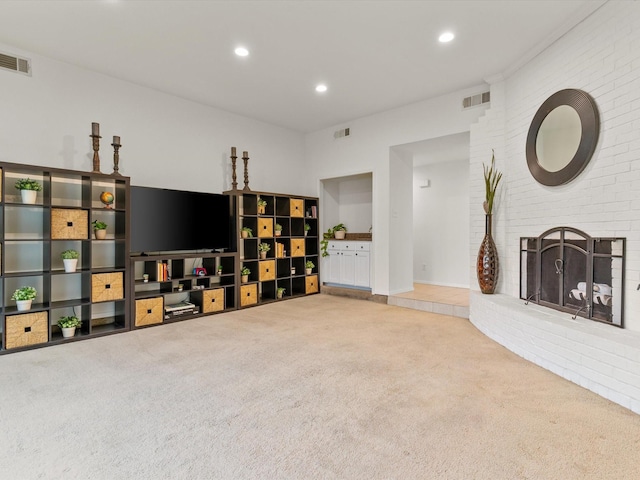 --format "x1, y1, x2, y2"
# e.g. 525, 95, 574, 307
315, 84, 328, 93
234, 47, 249, 57
438, 32, 455, 43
